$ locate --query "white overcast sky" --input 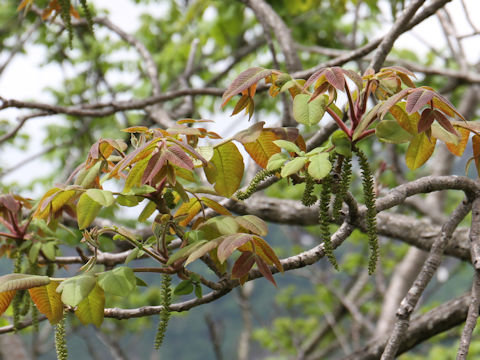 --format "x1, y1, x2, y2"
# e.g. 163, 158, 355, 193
1, 0, 480, 195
